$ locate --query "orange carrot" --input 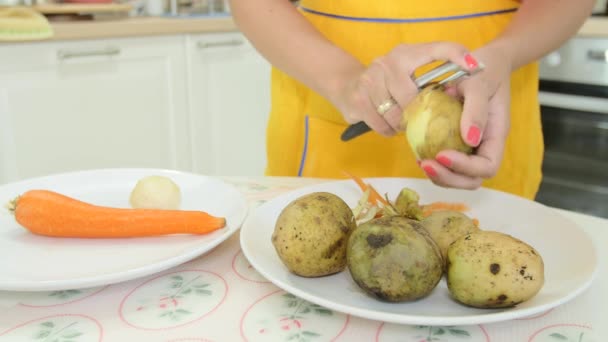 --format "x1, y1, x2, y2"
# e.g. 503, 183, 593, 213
367, 186, 390, 207
421, 201, 470, 217
345, 171, 368, 194
7, 190, 226, 238
343, 171, 389, 206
